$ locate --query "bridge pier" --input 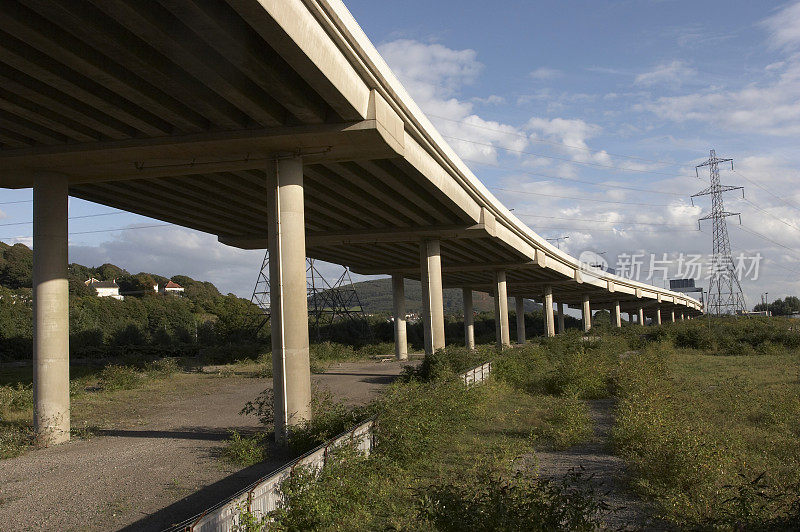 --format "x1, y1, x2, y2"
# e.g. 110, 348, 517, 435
463, 288, 475, 350
268, 156, 312, 446
33, 173, 70, 445
515, 296, 526, 344
494, 270, 510, 348
655, 308, 662, 326
420, 239, 445, 355
582, 294, 592, 332
638, 307, 645, 326
543, 286, 555, 337
680, 312, 685, 321
613, 300, 622, 328
671, 310, 676, 322
557, 302, 565, 333
392, 275, 407, 360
